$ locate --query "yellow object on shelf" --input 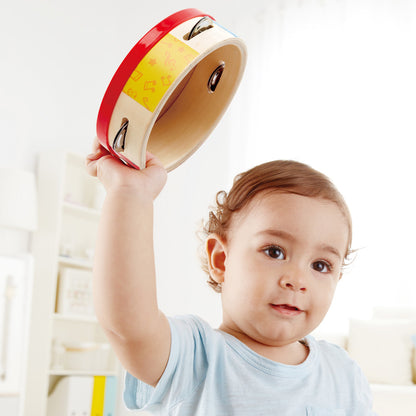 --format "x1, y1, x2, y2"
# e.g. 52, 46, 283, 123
90, 376, 106, 416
